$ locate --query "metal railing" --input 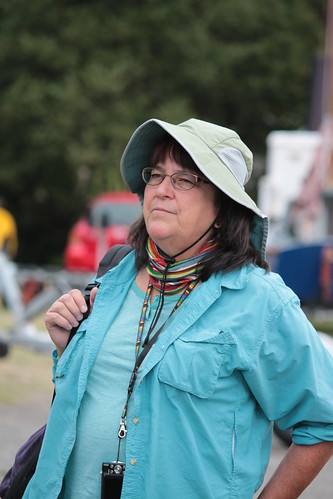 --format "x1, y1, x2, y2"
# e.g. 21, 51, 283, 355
0, 252, 93, 355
